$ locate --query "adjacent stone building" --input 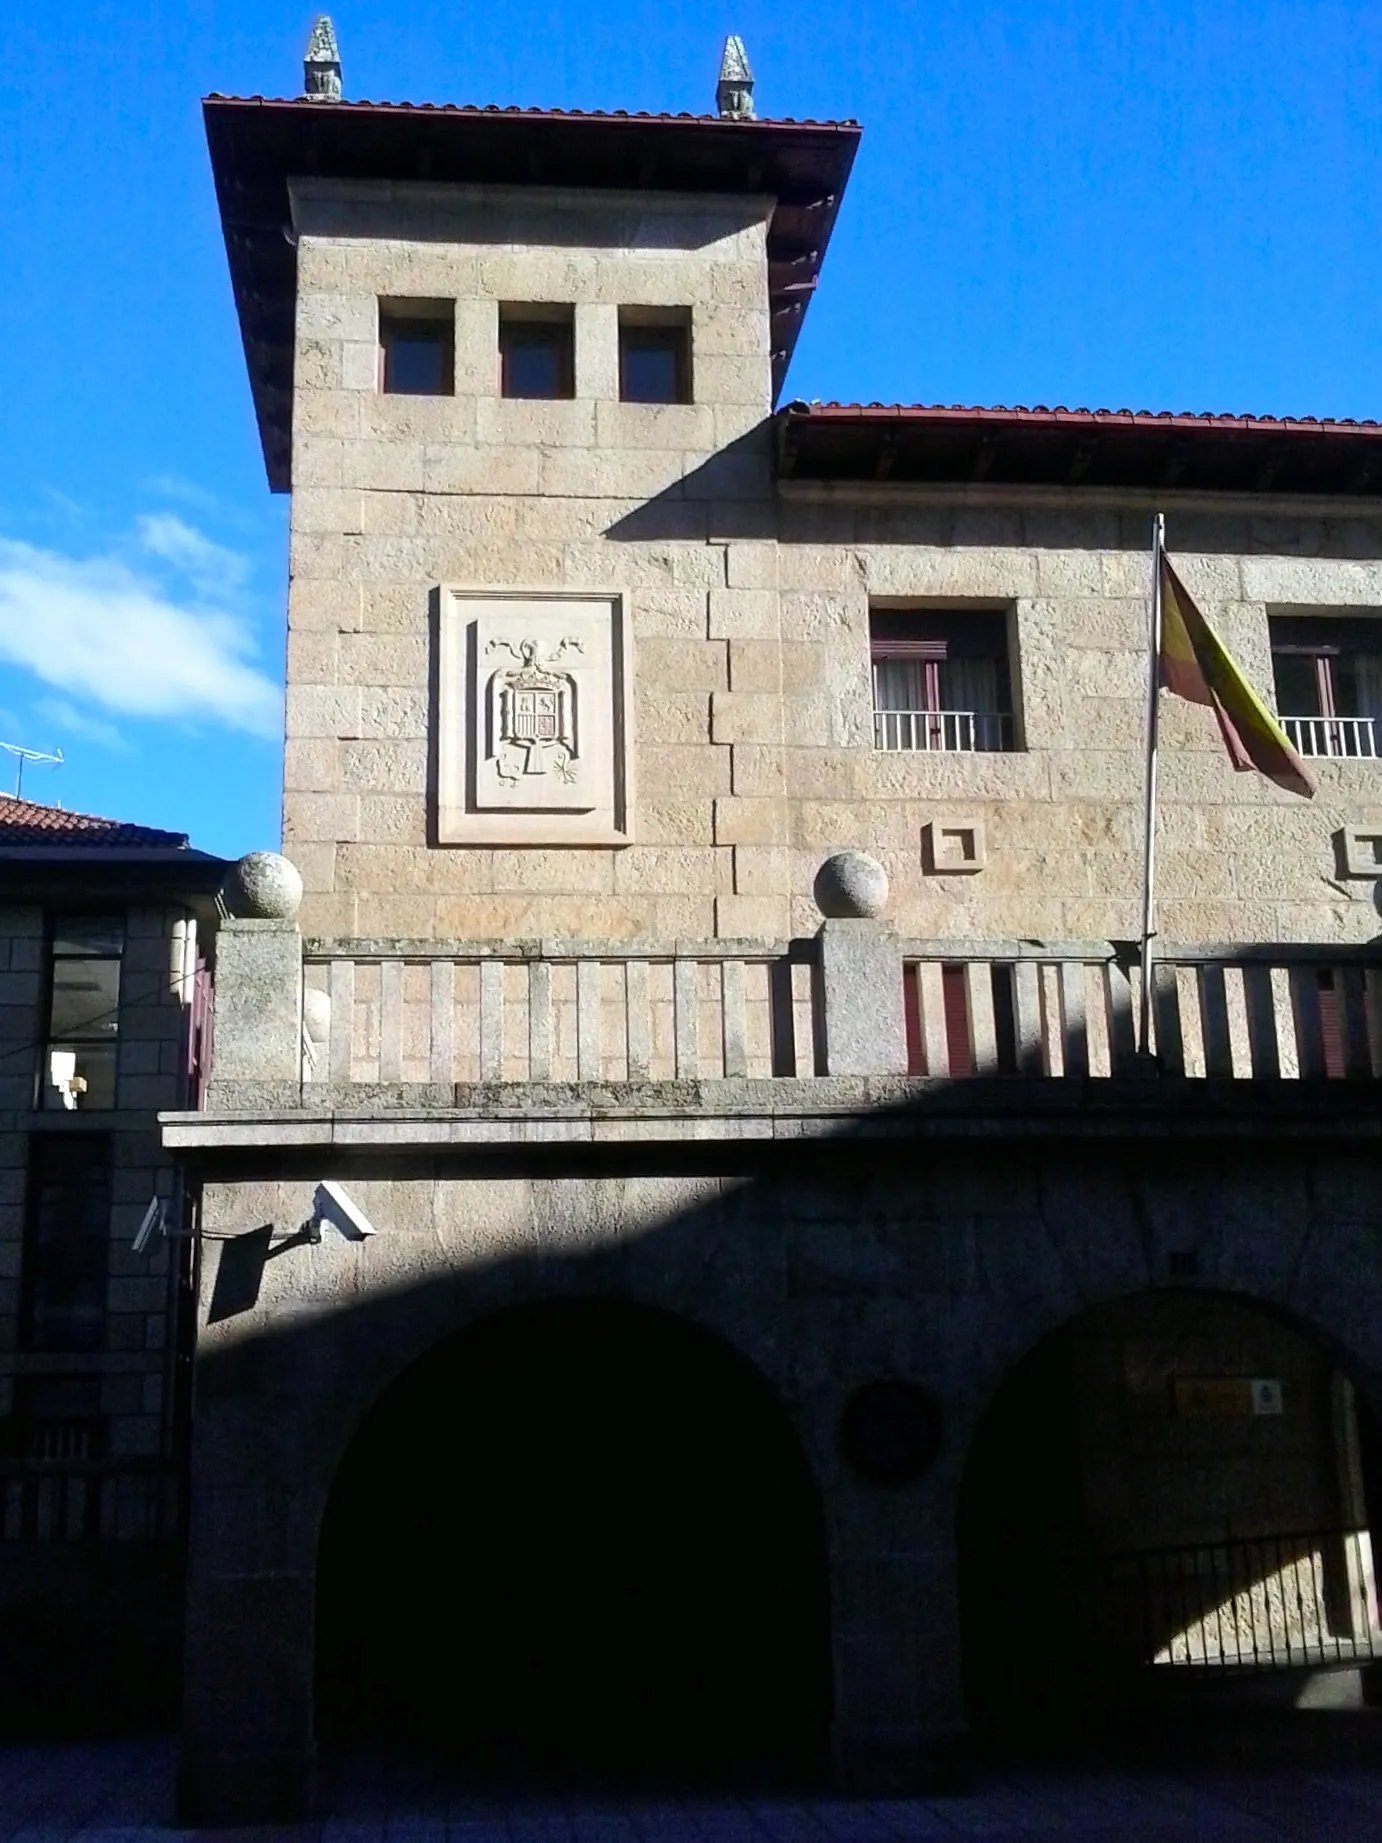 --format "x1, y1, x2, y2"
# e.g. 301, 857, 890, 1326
0, 795, 223, 1728
165, 27, 1382, 1824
